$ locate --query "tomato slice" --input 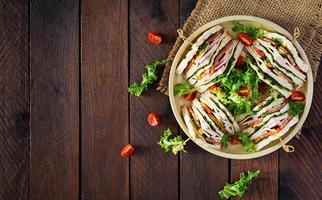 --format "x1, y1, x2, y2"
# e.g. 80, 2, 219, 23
147, 112, 161, 126
147, 32, 162, 45
237, 85, 250, 97
290, 91, 305, 101
183, 91, 197, 101
230, 135, 239, 145
236, 55, 244, 68
254, 47, 266, 59
120, 144, 135, 157
237, 33, 254, 46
